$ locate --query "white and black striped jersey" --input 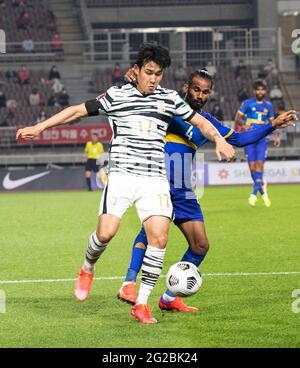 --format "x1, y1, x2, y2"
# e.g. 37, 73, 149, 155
85, 83, 196, 178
